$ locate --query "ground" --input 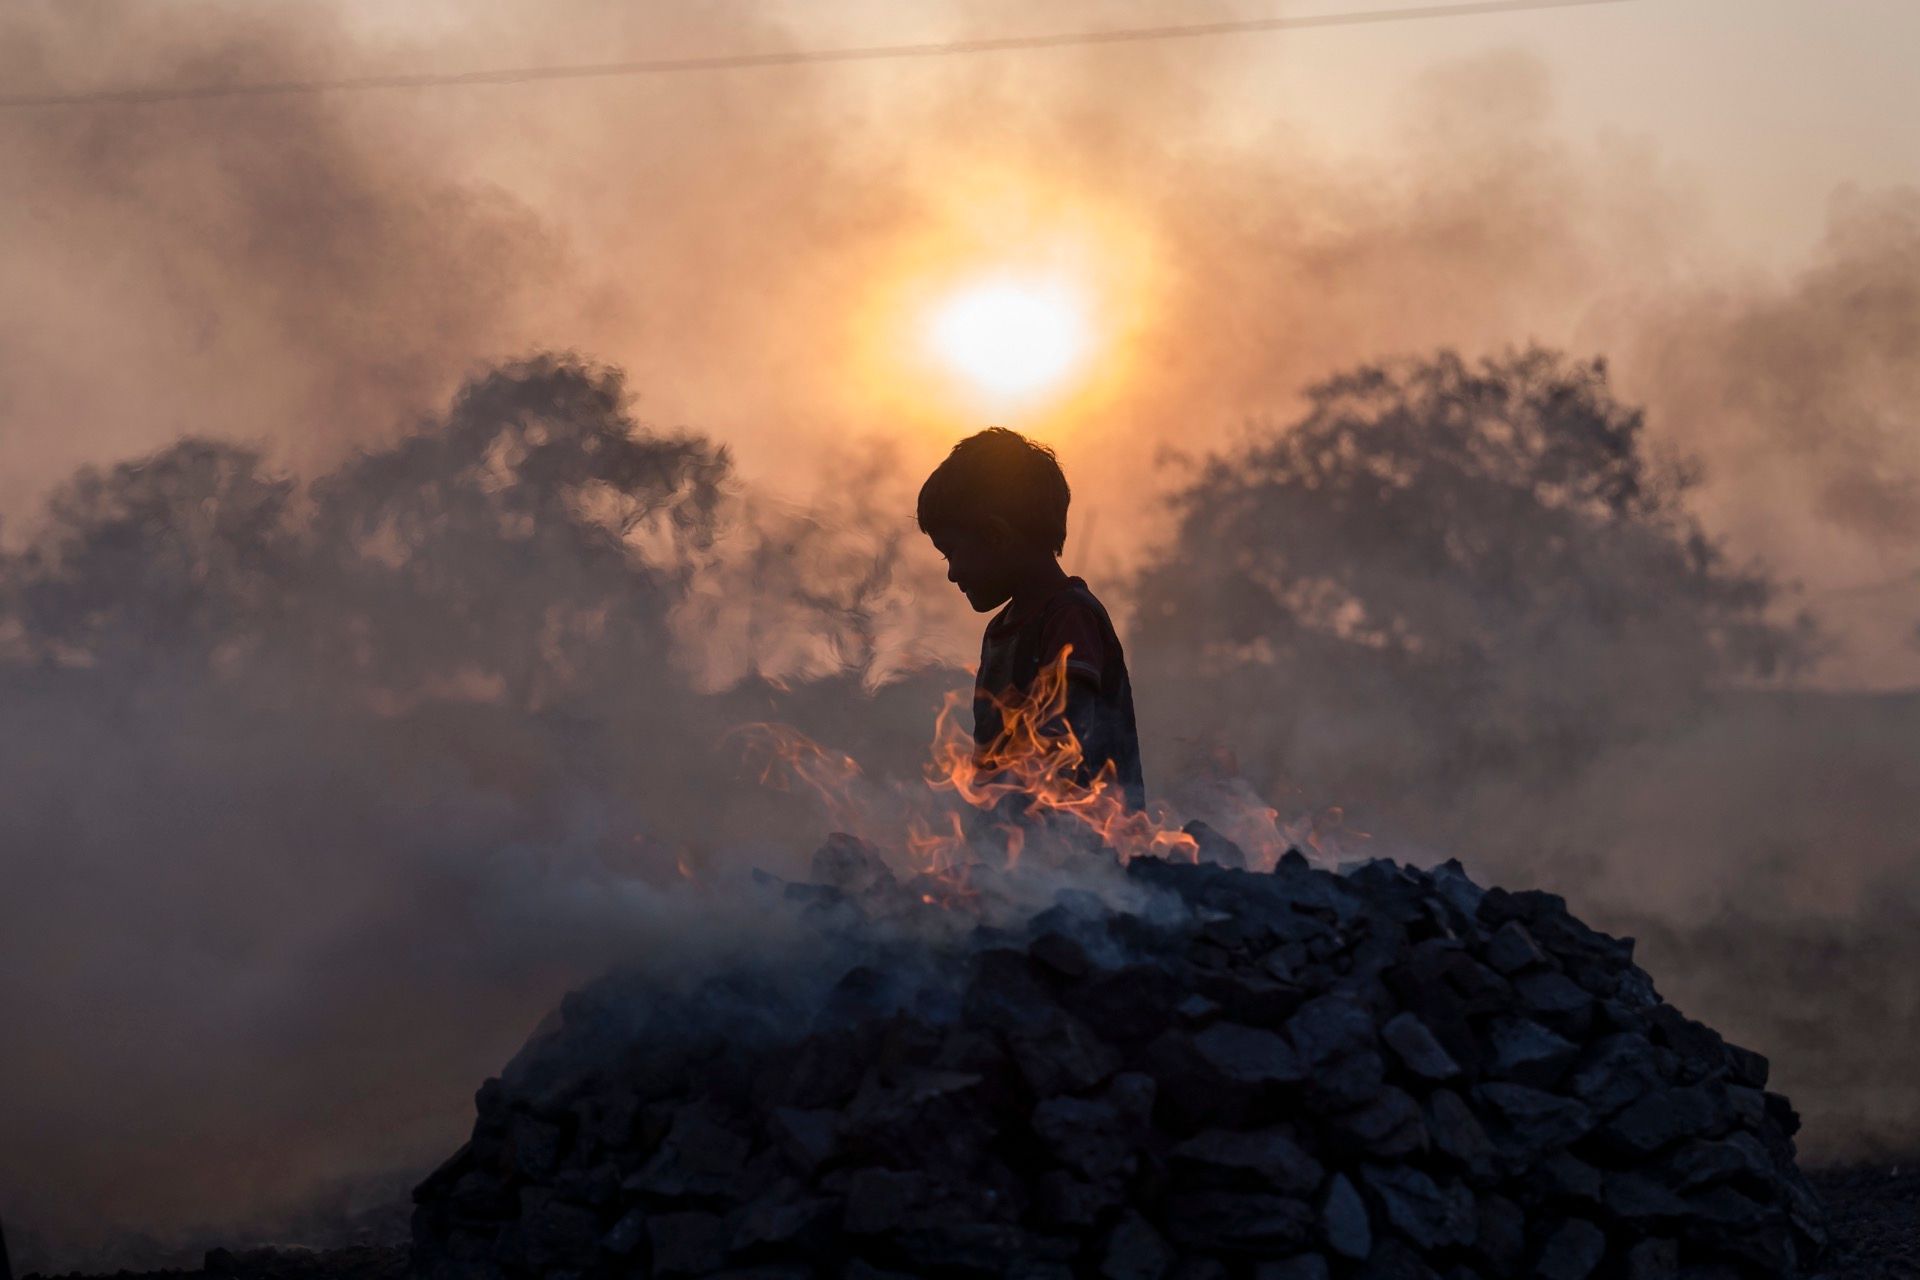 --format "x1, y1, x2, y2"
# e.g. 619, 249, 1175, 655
1810, 1158, 1920, 1279
16, 1158, 1916, 1280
